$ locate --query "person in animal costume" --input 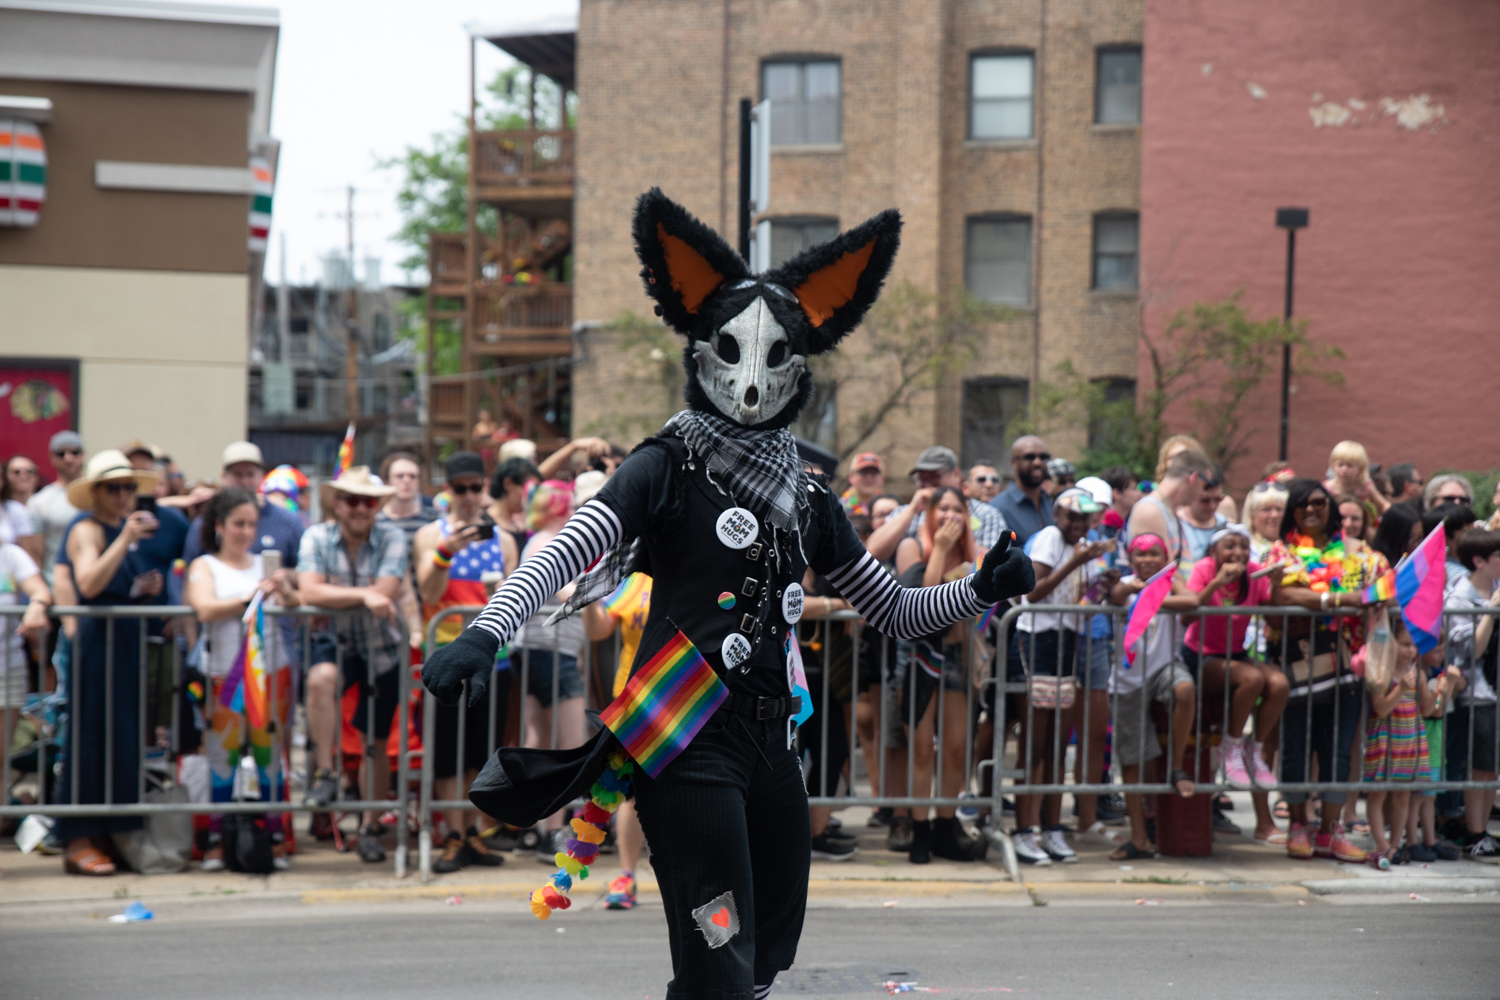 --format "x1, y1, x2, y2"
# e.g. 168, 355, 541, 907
423, 189, 1035, 1000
